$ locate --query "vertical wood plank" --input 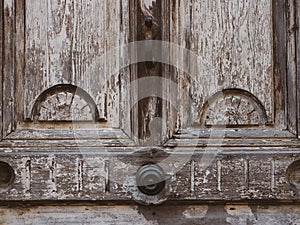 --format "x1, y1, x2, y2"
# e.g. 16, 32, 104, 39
129, 0, 139, 141
137, 0, 163, 144
3, 0, 15, 137
296, 0, 300, 138
0, 0, 4, 140
286, 0, 297, 134
169, 0, 192, 130
273, 0, 287, 128
24, 0, 47, 120
119, 0, 131, 135
15, 0, 25, 123
105, 0, 121, 128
